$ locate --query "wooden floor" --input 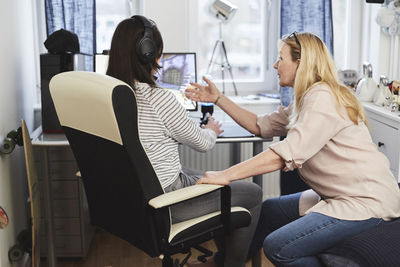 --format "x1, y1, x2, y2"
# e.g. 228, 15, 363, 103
41, 229, 275, 267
